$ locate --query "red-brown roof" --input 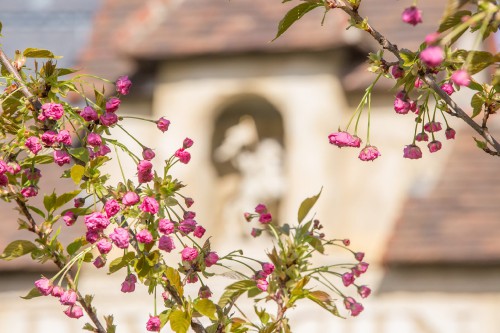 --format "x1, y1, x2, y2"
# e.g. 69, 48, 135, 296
79, 0, 446, 79
384, 127, 500, 265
